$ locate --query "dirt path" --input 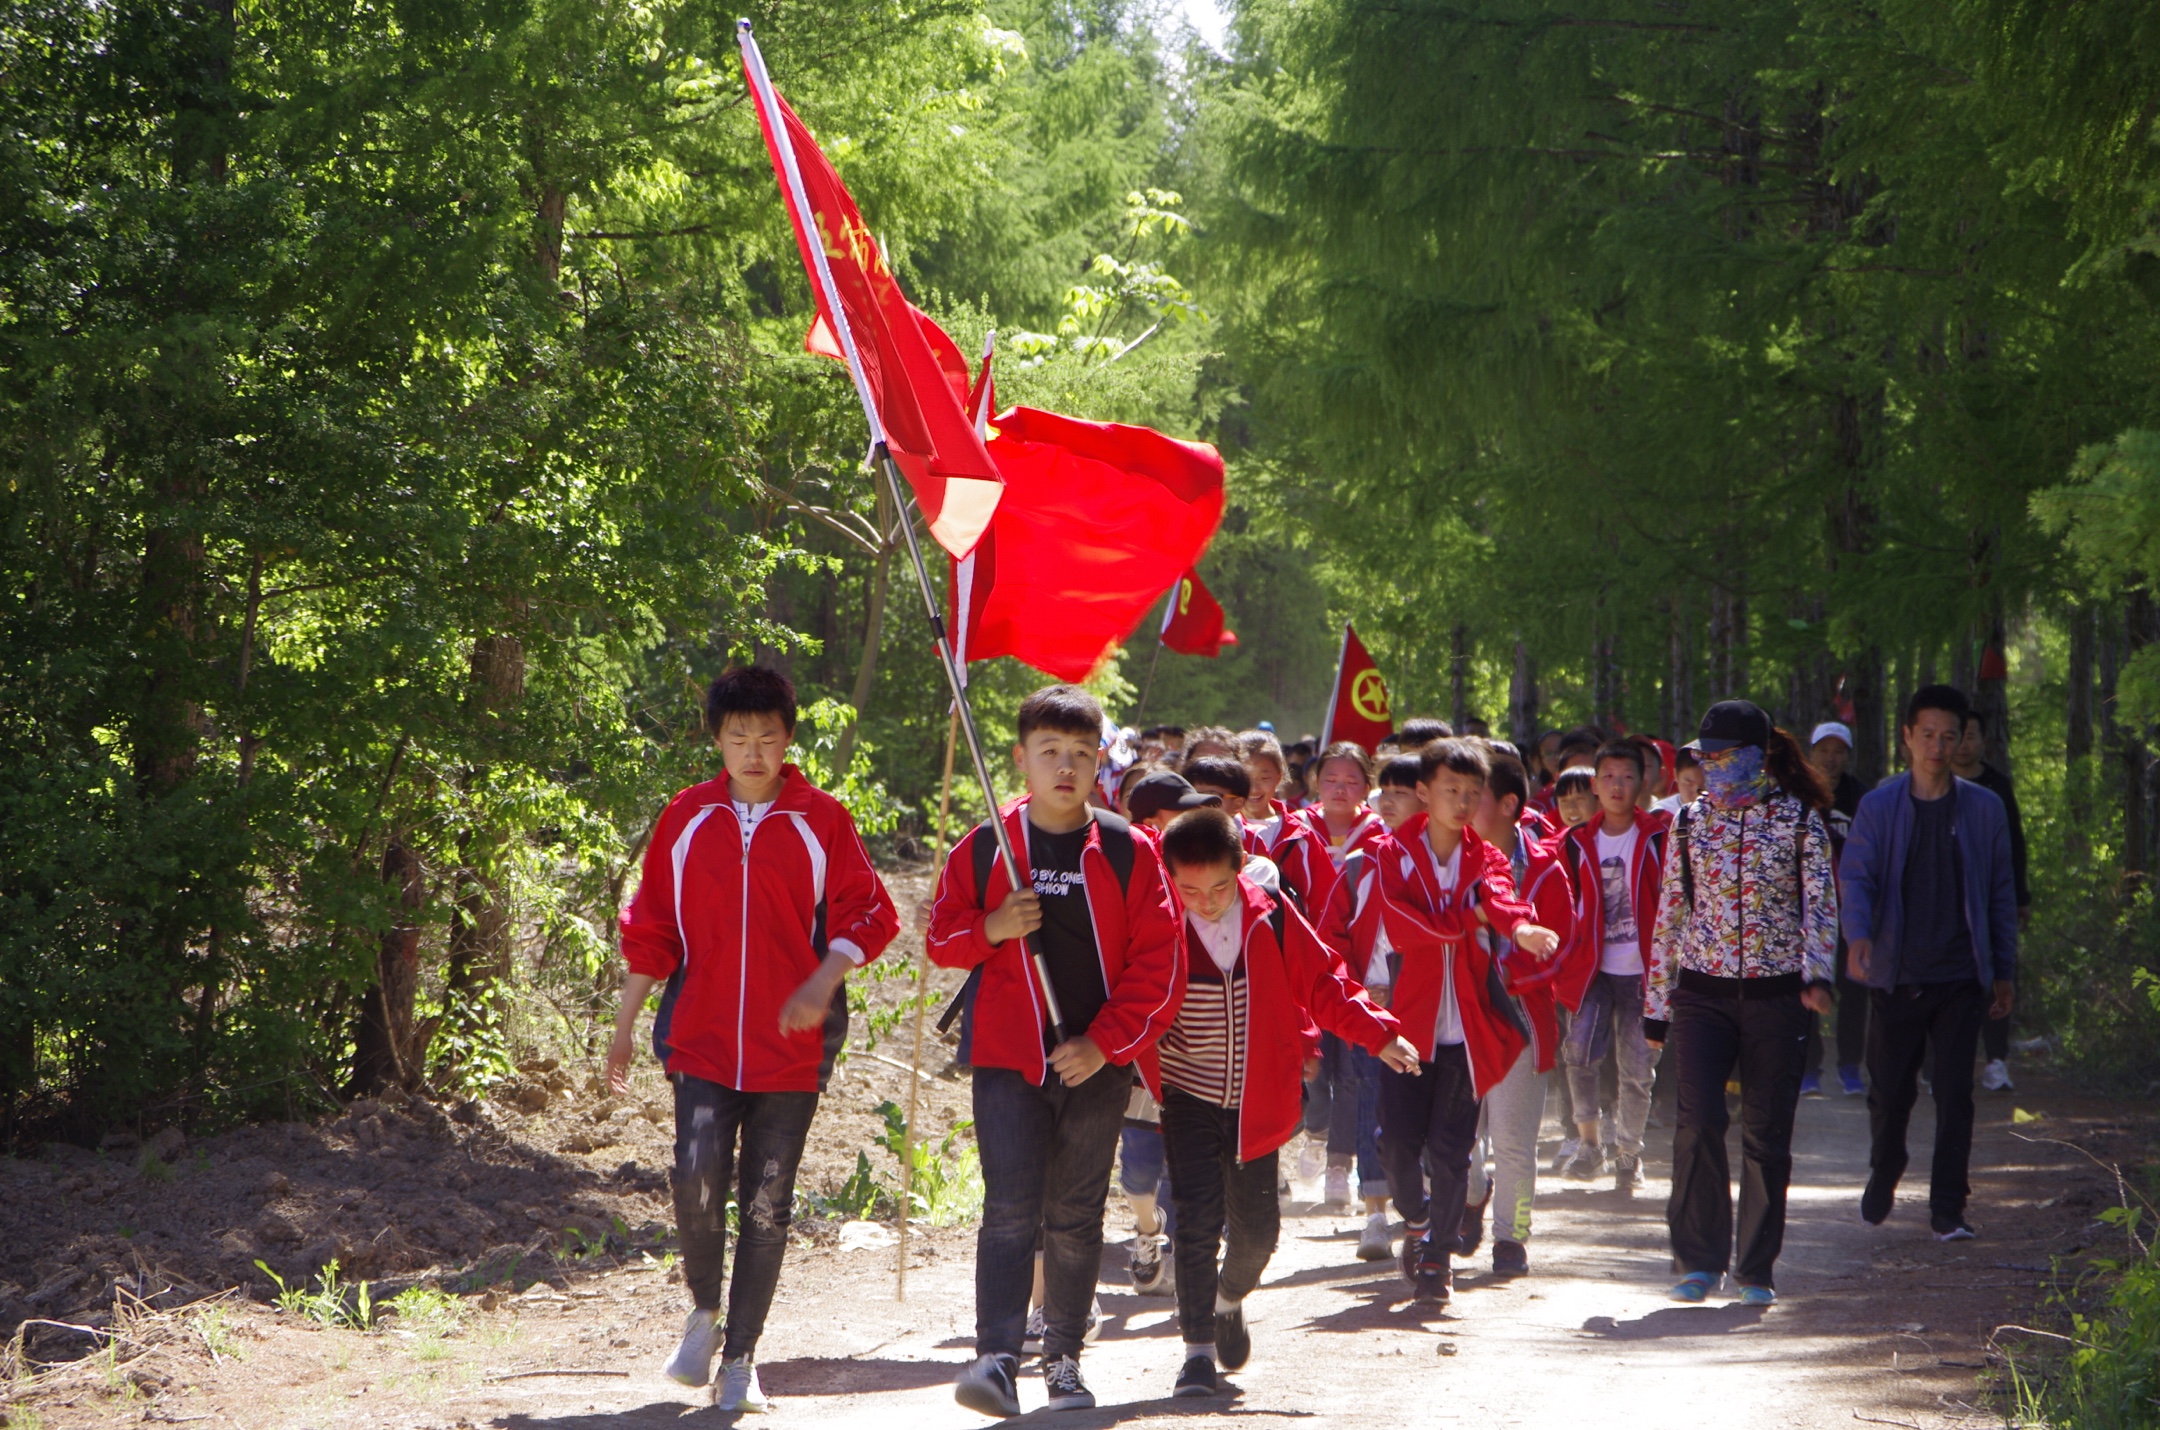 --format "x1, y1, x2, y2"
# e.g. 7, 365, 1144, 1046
8, 1065, 2134, 1430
